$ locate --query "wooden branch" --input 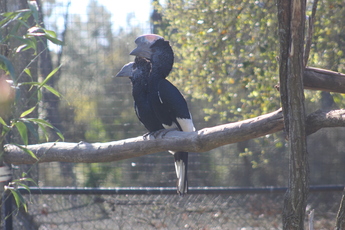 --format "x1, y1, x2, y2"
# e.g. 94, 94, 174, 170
304, 0, 318, 66
4, 109, 345, 165
277, 0, 290, 133
275, 67, 345, 94
304, 67, 345, 94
